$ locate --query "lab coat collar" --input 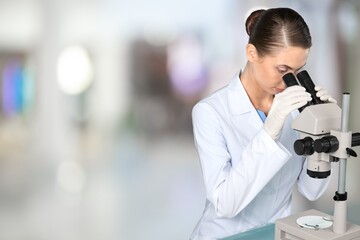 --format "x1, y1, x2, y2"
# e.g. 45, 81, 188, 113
227, 70, 254, 116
